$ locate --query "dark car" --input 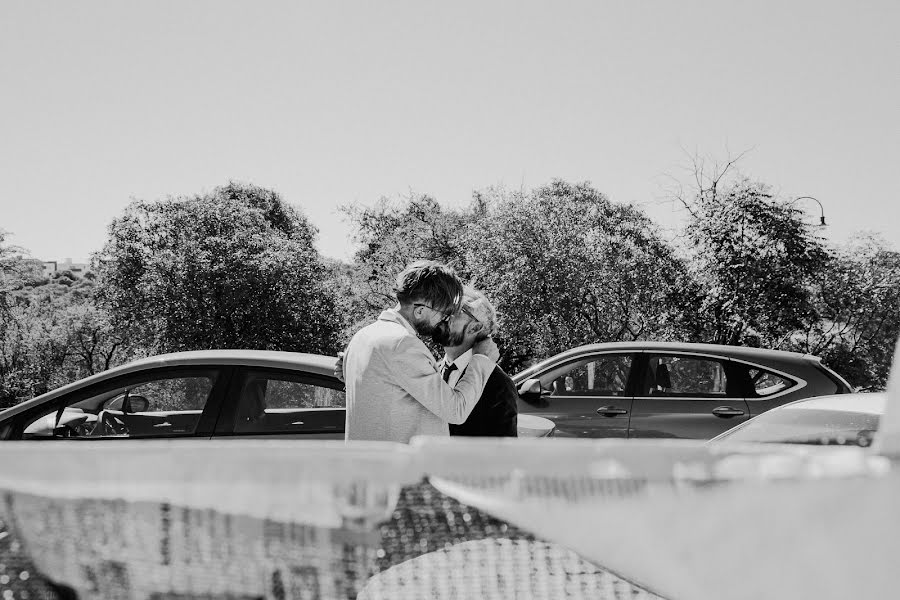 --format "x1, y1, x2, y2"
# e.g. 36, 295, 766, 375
709, 392, 884, 447
512, 342, 852, 439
